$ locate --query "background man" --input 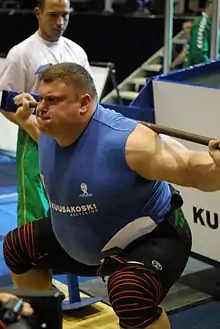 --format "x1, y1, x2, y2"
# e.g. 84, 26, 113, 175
184, 0, 220, 67
171, 21, 192, 70
0, 0, 92, 227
